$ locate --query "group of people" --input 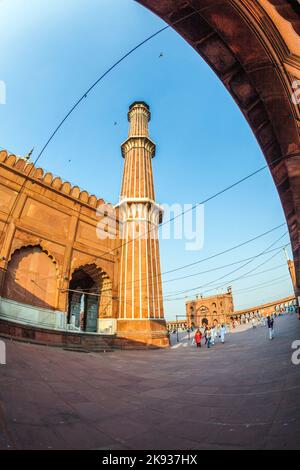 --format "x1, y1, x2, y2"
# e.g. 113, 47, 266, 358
193, 314, 276, 348
187, 305, 300, 349
194, 324, 226, 349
